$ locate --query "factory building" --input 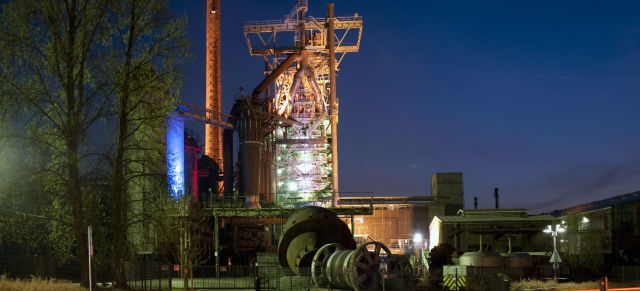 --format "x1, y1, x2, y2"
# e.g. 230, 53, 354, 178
337, 173, 465, 254
427, 189, 640, 259
553, 190, 640, 267
429, 209, 556, 253
424, 190, 640, 285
